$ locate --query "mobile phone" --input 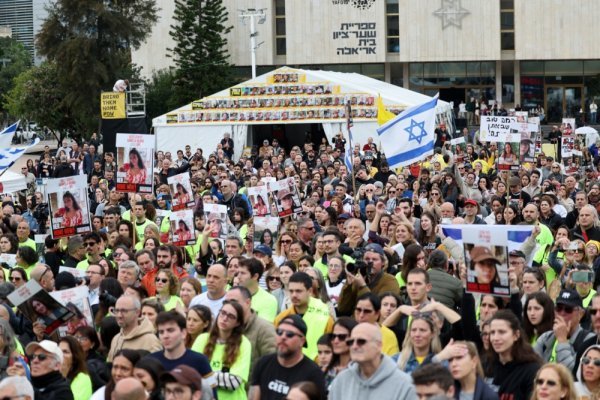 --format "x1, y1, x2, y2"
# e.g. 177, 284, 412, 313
572, 271, 594, 283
